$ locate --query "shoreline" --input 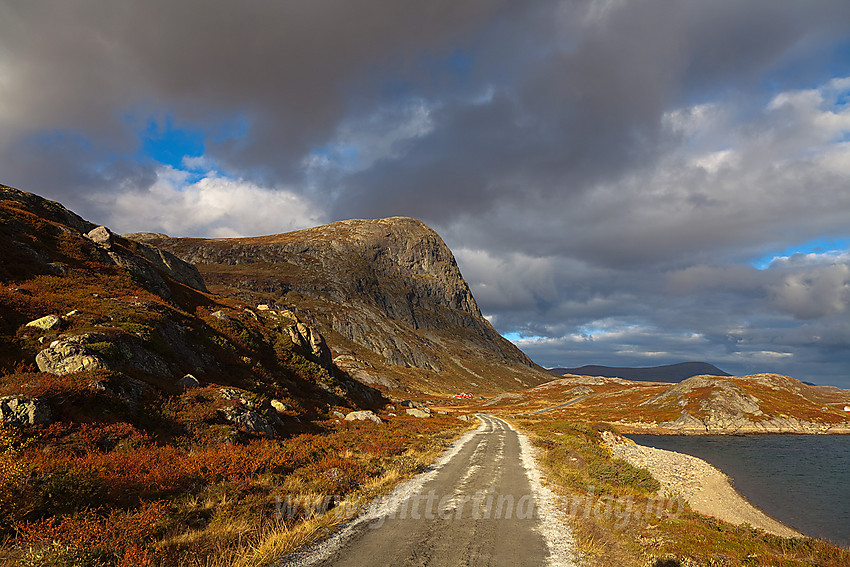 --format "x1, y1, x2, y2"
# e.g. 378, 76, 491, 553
608, 421, 850, 436
602, 431, 803, 539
